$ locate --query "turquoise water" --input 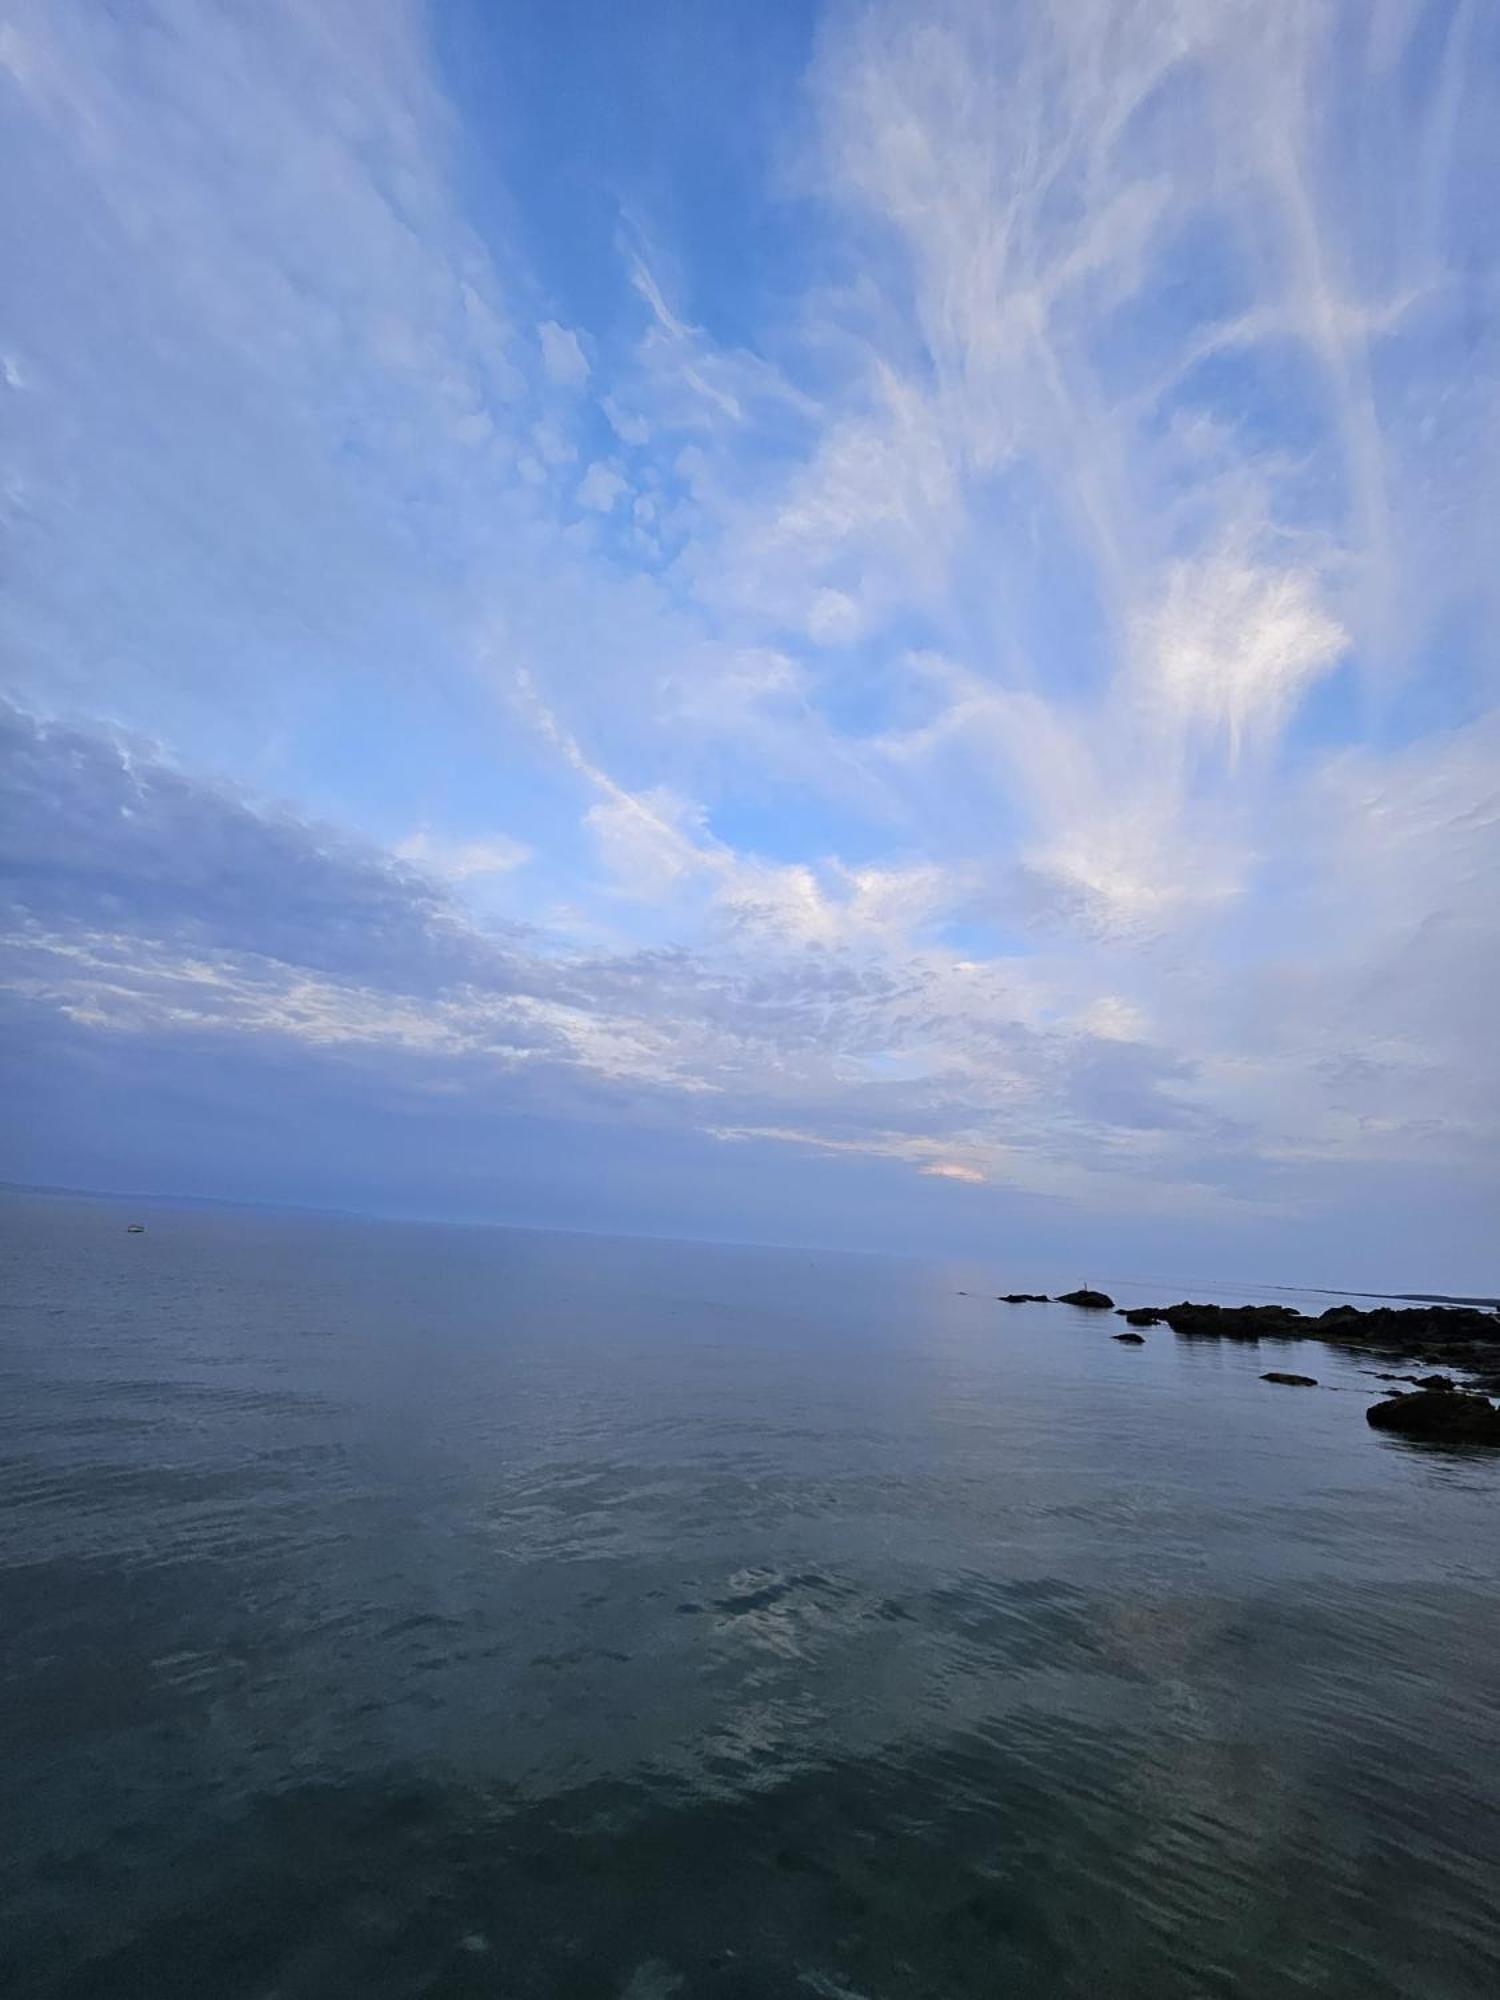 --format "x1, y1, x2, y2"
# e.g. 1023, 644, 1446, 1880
3, 1190, 1498, 1997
